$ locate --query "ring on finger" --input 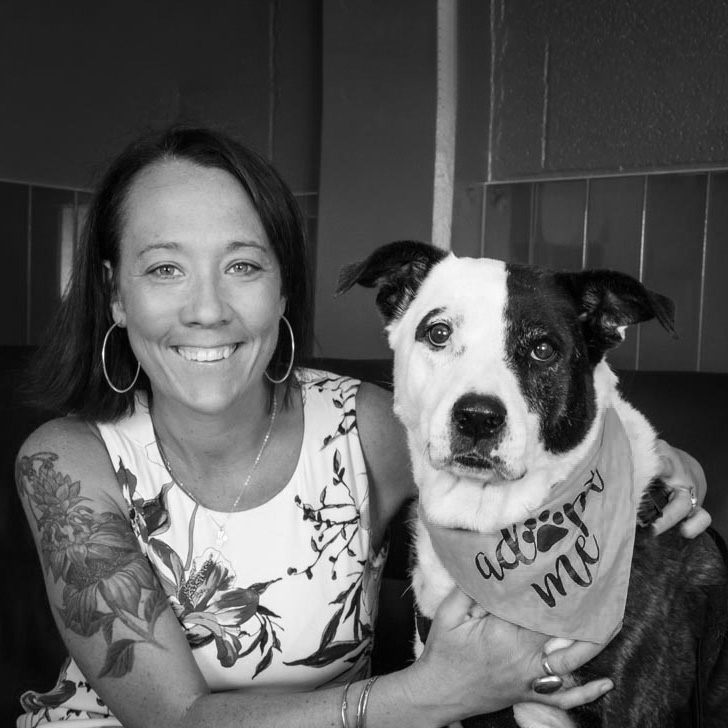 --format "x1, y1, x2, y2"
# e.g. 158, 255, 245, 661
674, 484, 698, 514
532, 674, 563, 694
531, 652, 563, 694
541, 654, 556, 677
